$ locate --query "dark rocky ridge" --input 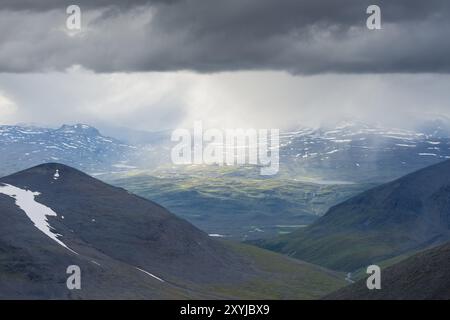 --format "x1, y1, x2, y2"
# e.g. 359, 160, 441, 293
0, 163, 251, 298
0, 163, 250, 284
